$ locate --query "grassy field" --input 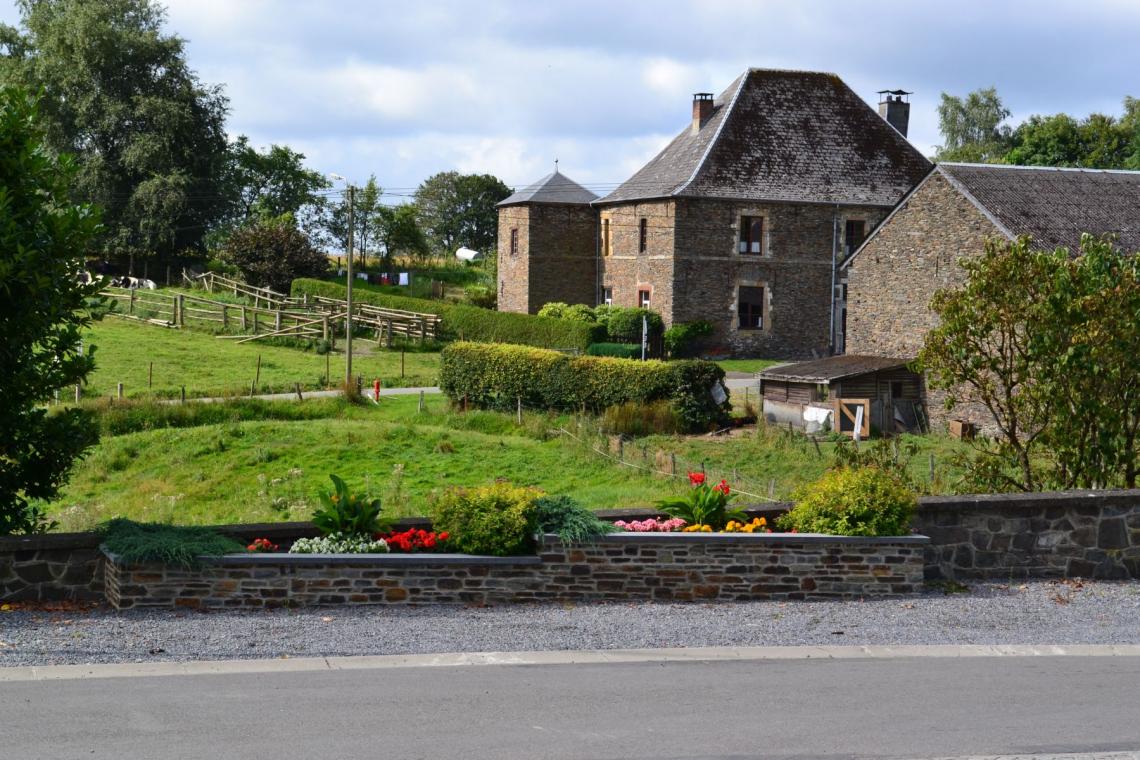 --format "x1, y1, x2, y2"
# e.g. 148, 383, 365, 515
45, 392, 971, 531
81, 318, 440, 399
716, 358, 785, 374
